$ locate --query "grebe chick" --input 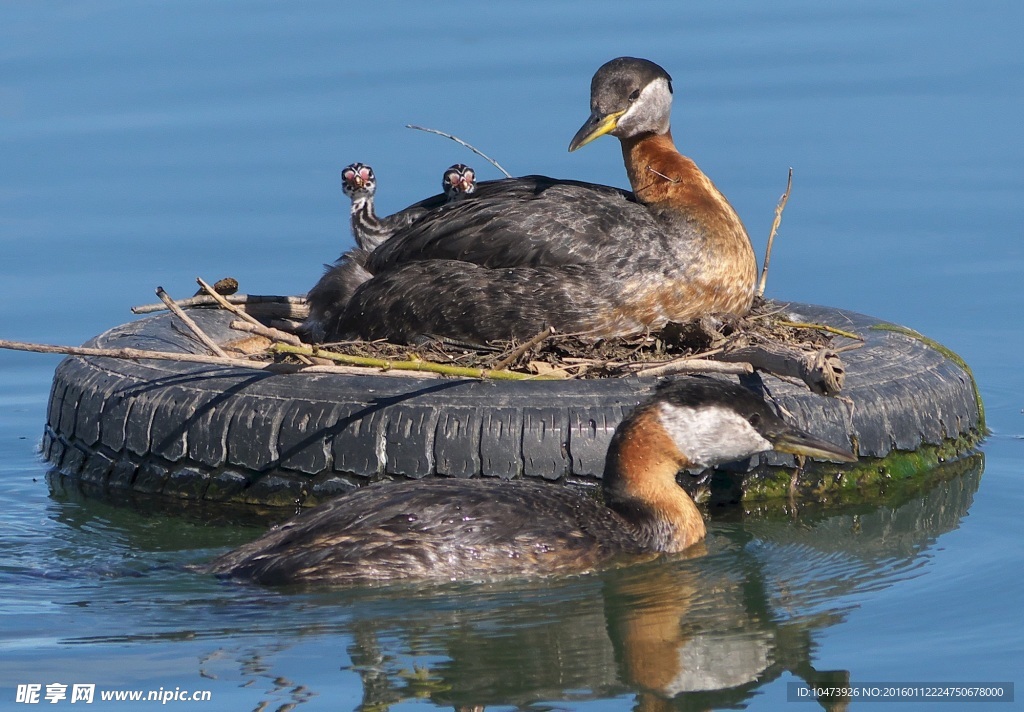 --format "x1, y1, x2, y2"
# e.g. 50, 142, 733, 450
303, 162, 479, 343
342, 162, 476, 252
201, 379, 855, 586
304, 57, 756, 345
441, 163, 477, 200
